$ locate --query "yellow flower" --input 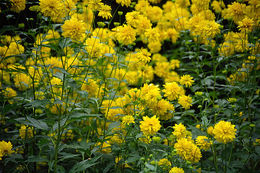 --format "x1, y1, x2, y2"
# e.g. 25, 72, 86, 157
179, 75, 194, 87
62, 17, 87, 41
207, 126, 214, 136
158, 158, 171, 169
19, 125, 34, 139
10, 0, 26, 13
14, 73, 32, 91
226, 2, 246, 23
196, 136, 212, 150
110, 134, 124, 144
148, 41, 161, 53
212, 121, 237, 144
238, 17, 254, 32
145, 28, 160, 43
196, 124, 201, 129
169, 167, 184, 173
152, 99, 174, 121
0, 150, 2, 160
148, 0, 162, 4
35, 91, 45, 100
85, 37, 105, 58
146, 6, 163, 22
140, 115, 161, 136
116, 0, 131, 7
139, 135, 152, 144
163, 82, 184, 101
3, 87, 17, 98
140, 83, 161, 107
50, 77, 62, 86
174, 138, 202, 163
175, 0, 190, 8
125, 11, 142, 28
191, 0, 210, 12
254, 139, 260, 145
154, 62, 170, 78
97, 141, 111, 153
81, 79, 99, 97
39, 0, 65, 22
188, 18, 220, 44
45, 29, 60, 43
4, 42, 24, 60
135, 48, 151, 64
170, 59, 180, 69
113, 25, 136, 45
98, 4, 112, 20
211, 0, 223, 13
122, 115, 135, 125
178, 95, 192, 110
172, 123, 188, 139
167, 28, 180, 43
0, 141, 14, 157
